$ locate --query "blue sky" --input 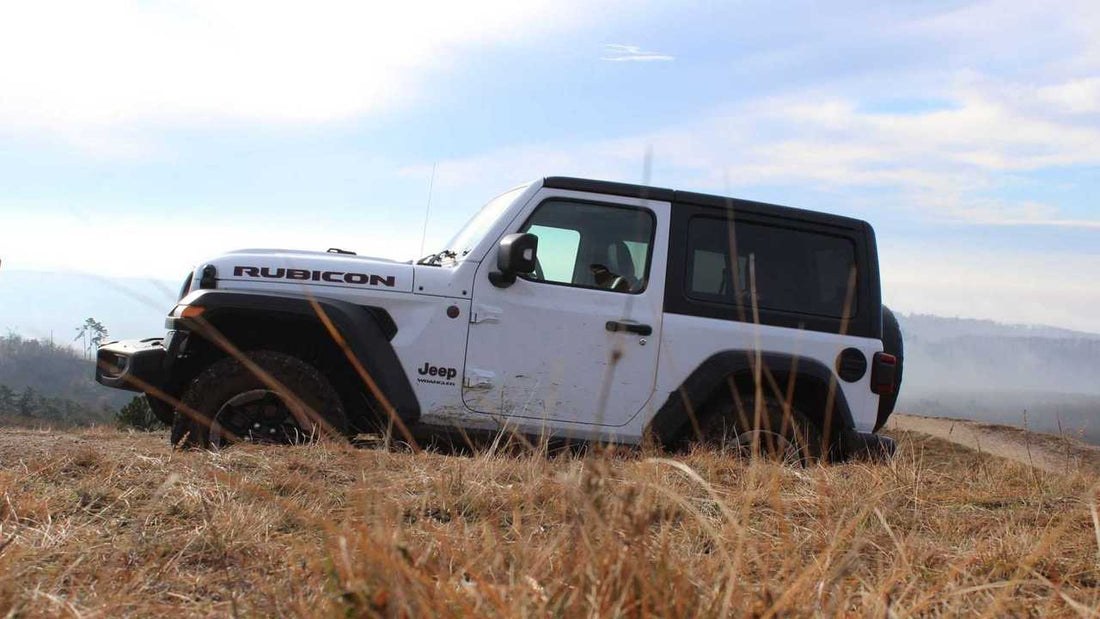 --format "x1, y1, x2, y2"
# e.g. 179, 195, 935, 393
0, 0, 1098, 331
